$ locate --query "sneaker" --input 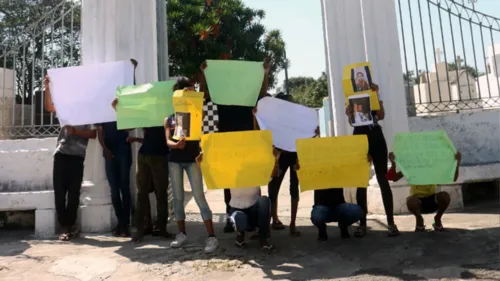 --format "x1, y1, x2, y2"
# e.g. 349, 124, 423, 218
171, 232, 188, 248
388, 224, 400, 237
204, 236, 219, 254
